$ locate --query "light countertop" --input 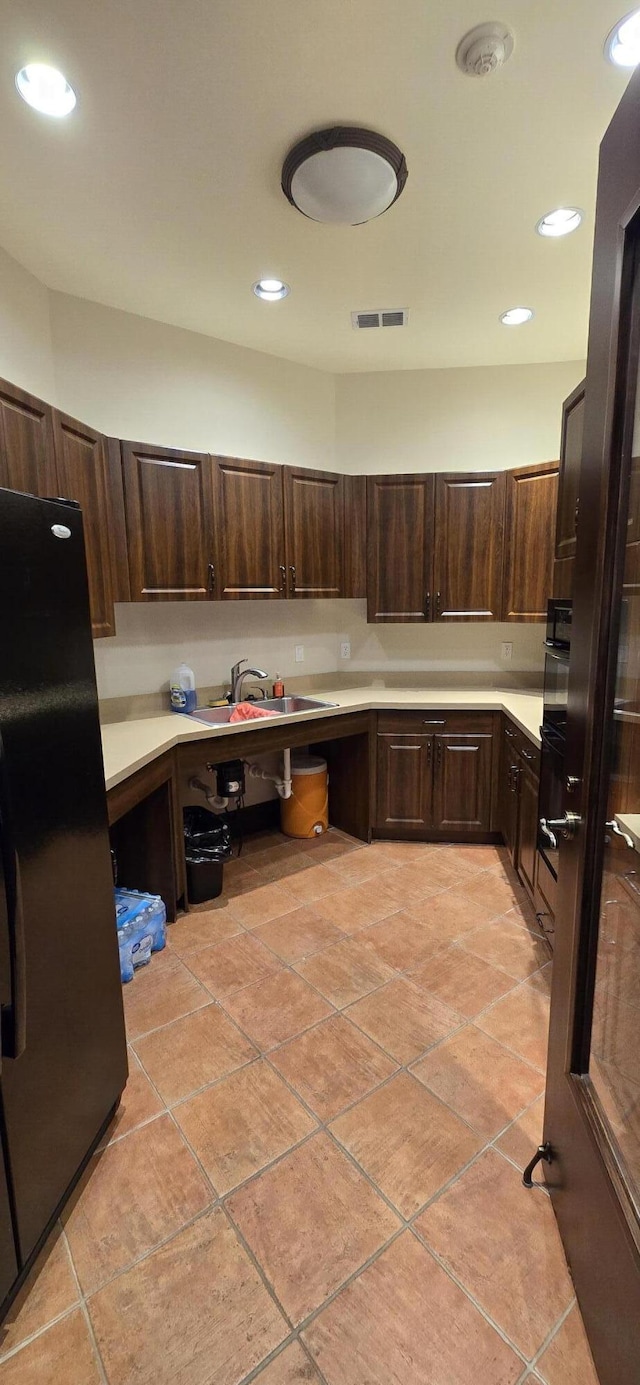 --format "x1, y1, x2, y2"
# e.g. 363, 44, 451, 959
101, 686, 543, 792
